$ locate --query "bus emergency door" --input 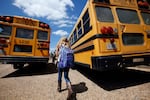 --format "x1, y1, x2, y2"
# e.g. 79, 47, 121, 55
116, 8, 148, 53
10, 27, 35, 56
